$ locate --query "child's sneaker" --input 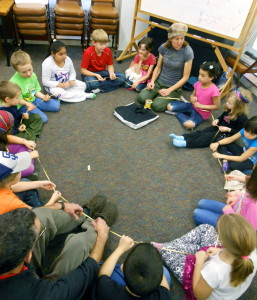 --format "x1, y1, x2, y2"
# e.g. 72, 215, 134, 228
173, 139, 186, 147
169, 133, 184, 140
91, 88, 101, 94
83, 194, 107, 219
165, 110, 177, 115
95, 202, 118, 227
86, 93, 96, 99
222, 160, 229, 172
